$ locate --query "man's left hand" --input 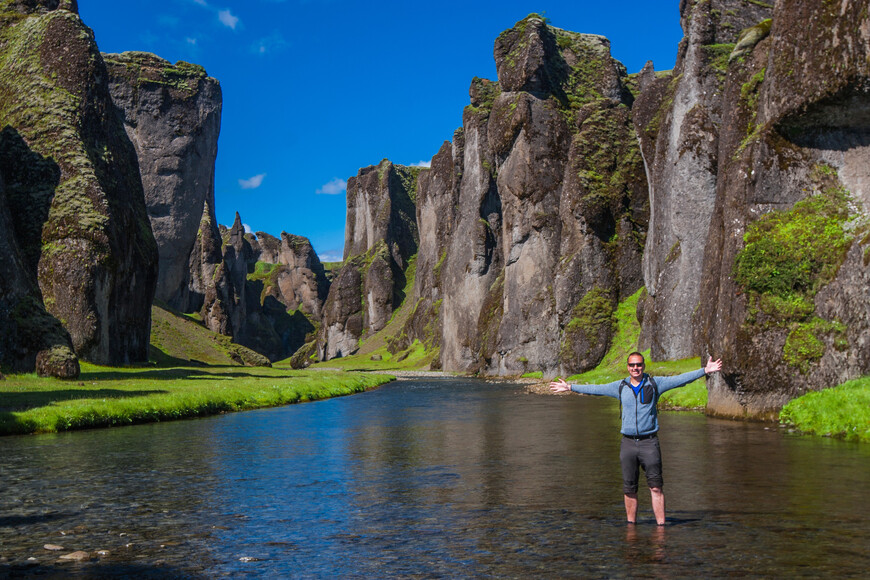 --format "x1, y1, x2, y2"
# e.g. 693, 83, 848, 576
704, 356, 723, 374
